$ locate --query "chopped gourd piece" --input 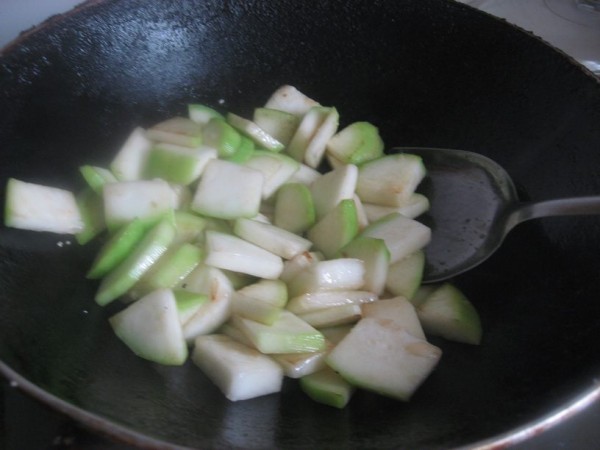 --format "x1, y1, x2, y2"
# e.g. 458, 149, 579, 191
191, 159, 264, 220
253, 108, 300, 146
363, 193, 430, 222
356, 153, 426, 206
273, 183, 316, 234
4, 178, 83, 234
327, 318, 442, 401
192, 334, 284, 401
237, 279, 288, 308
298, 304, 362, 328
385, 251, 426, 300
231, 292, 283, 325
234, 218, 312, 260
233, 310, 326, 354
144, 144, 216, 185
264, 85, 320, 116
416, 283, 482, 345
109, 289, 188, 365
300, 367, 355, 409
188, 104, 224, 125
286, 290, 378, 315
180, 265, 234, 342
310, 164, 358, 220
326, 121, 384, 165
204, 230, 284, 279
362, 296, 425, 340
307, 199, 359, 259
79, 165, 117, 194
287, 258, 365, 298
227, 112, 285, 152
103, 179, 176, 230
95, 218, 176, 306
361, 213, 431, 264
243, 150, 299, 199
202, 118, 242, 158
339, 236, 390, 295
110, 127, 152, 181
